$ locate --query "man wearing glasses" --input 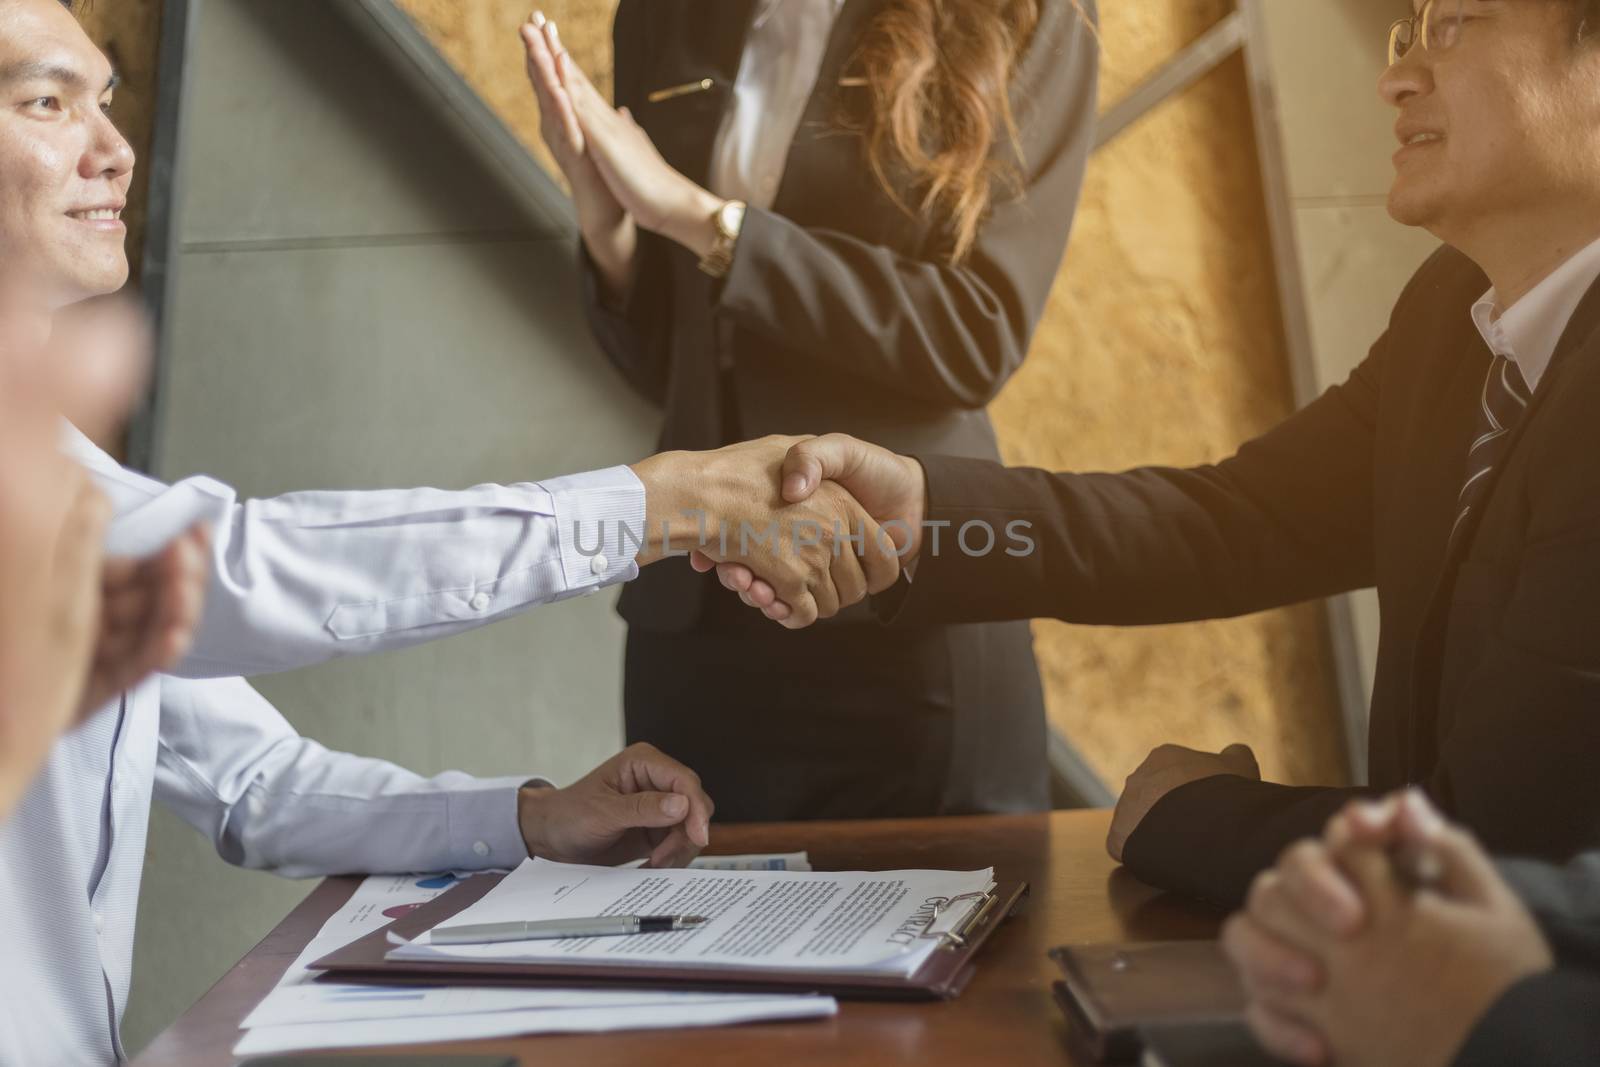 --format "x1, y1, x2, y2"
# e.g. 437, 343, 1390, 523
705, 3, 1600, 1058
